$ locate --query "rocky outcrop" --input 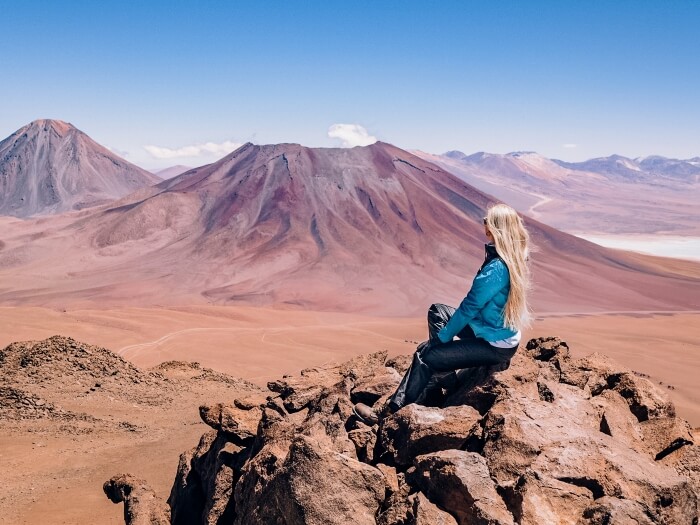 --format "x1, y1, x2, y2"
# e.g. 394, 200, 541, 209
107, 337, 700, 524
103, 474, 170, 525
